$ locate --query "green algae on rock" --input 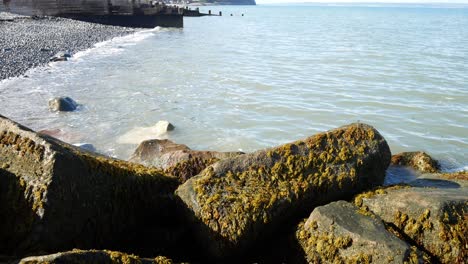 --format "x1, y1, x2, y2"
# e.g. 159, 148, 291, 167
355, 186, 467, 263
130, 139, 244, 183
0, 115, 180, 256
176, 123, 391, 259
18, 249, 175, 264
296, 201, 424, 263
391, 151, 440, 173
